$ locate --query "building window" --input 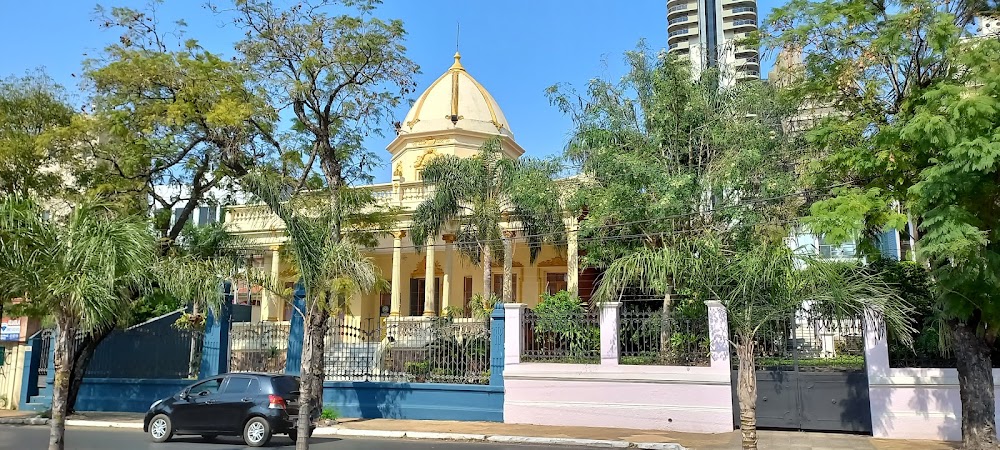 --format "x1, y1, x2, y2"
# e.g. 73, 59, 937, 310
492, 274, 518, 302
379, 292, 391, 317
463, 277, 474, 317
409, 278, 440, 316
545, 272, 568, 295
